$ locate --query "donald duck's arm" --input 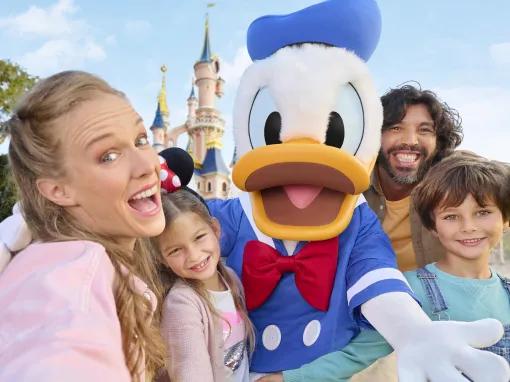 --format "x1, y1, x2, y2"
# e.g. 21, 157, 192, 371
276, 296, 510, 382
362, 292, 510, 382
207, 198, 244, 258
